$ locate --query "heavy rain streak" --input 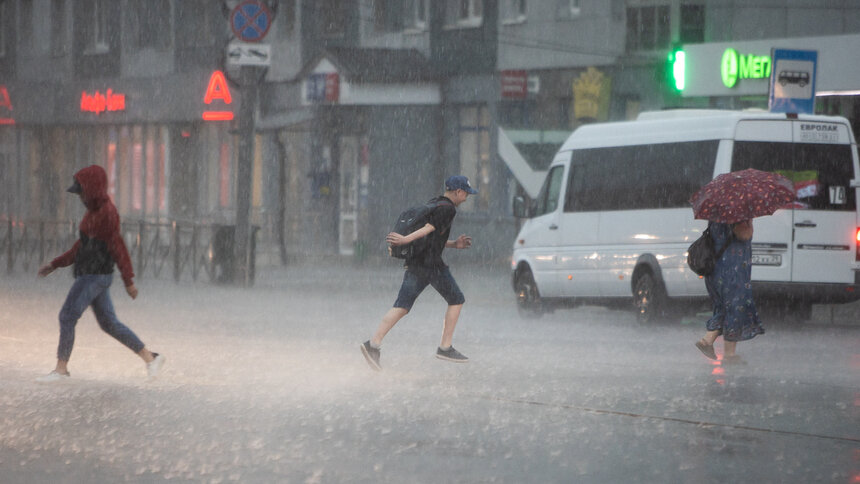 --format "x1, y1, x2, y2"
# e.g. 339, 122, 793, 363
1, 1, 859, 483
